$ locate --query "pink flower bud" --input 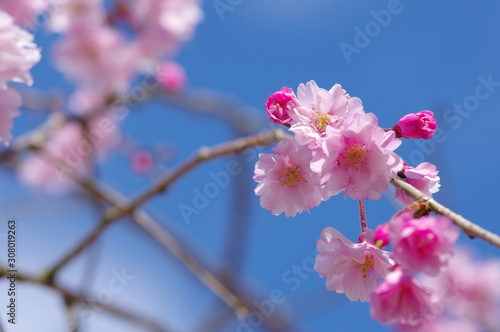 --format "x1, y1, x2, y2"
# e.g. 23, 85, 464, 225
265, 87, 297, 125
373, 223, 391, 249
393, 110, 437, 140
131, 150, 154, 174
156, 62, 187, 94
